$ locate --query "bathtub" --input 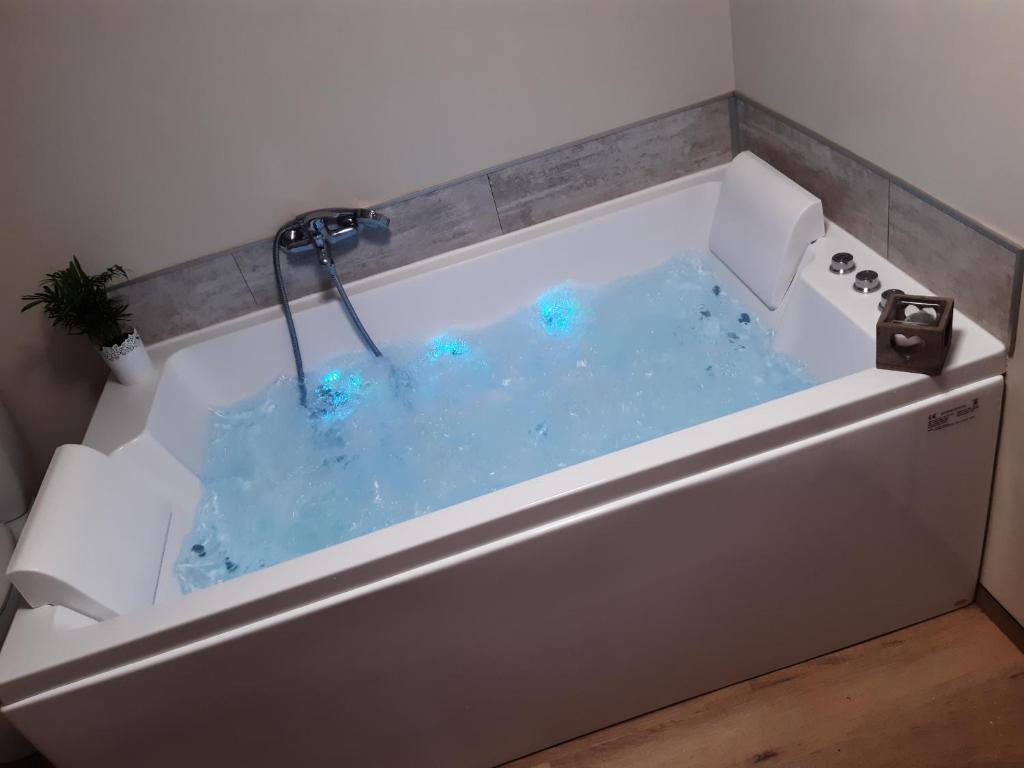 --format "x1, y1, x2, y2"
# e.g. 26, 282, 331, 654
0, 158, 1006, 767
